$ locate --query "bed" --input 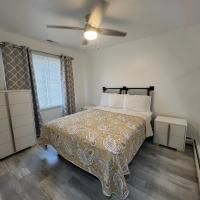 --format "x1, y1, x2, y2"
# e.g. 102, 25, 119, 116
39, 86, 154, 199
